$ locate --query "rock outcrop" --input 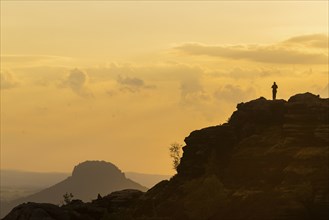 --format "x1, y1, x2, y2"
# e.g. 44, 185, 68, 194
3, 93, 328, 220
135, 93, 328, 220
